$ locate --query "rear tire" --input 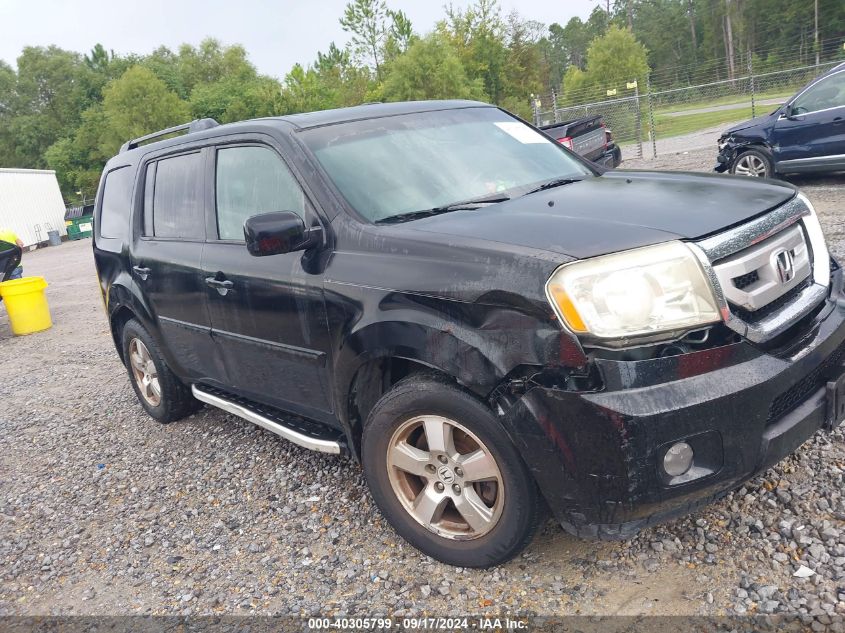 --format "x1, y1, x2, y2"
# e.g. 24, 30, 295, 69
121, 319, 200, 423
361, 374, 542, 568
730, 147, 775, 178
